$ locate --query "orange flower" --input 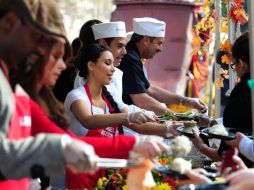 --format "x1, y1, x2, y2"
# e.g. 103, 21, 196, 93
229, 6, 248, 24
220, 40, 232, 52
215, 78, 224, 88
223, 0, 229, 4
221, 54, 232, 64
